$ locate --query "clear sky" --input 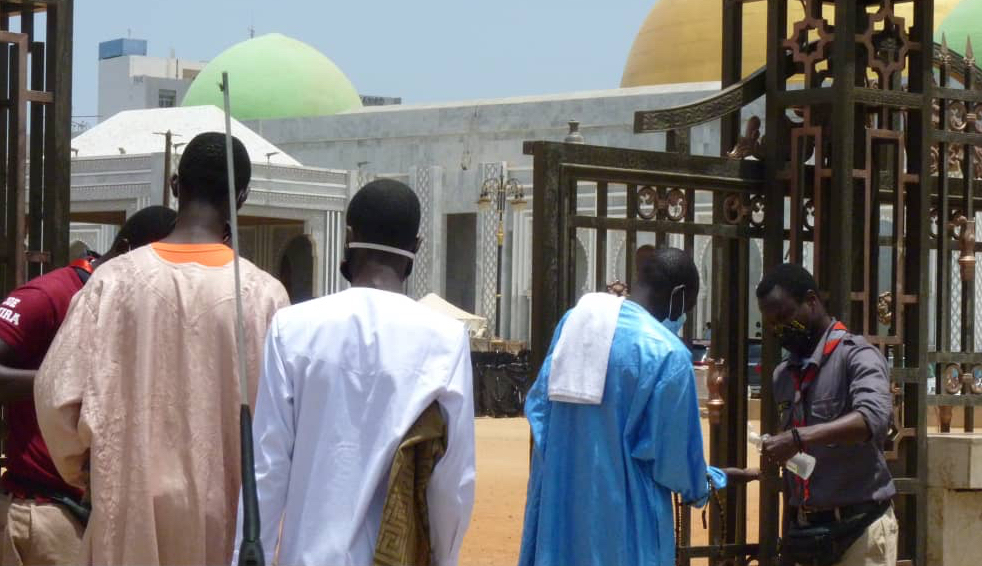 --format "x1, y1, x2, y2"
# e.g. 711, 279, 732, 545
71, 1, 656, 120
